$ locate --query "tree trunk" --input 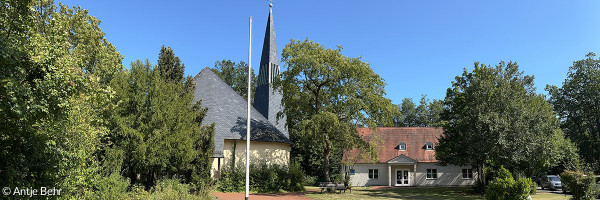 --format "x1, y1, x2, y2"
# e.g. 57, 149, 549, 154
478, 163, 486, 186
324, 137, 331, 182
